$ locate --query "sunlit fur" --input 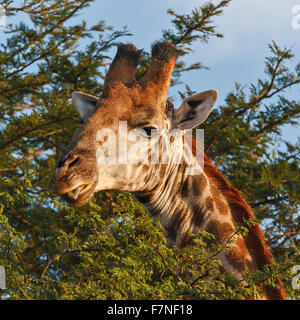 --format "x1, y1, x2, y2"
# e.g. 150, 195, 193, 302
49, 42, 286, 300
